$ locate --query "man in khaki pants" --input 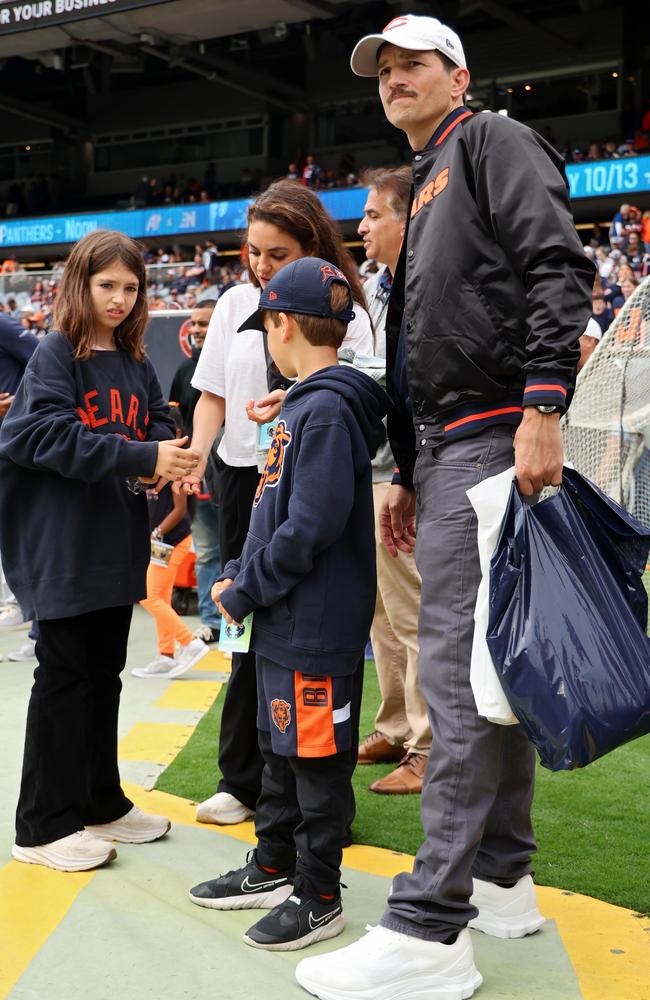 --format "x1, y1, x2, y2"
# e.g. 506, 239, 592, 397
357, 167, 431, 794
